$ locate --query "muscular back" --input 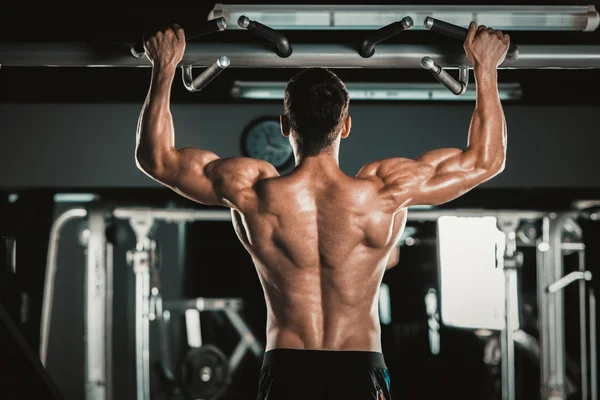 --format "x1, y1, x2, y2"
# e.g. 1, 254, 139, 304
231, 167, 407, 351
